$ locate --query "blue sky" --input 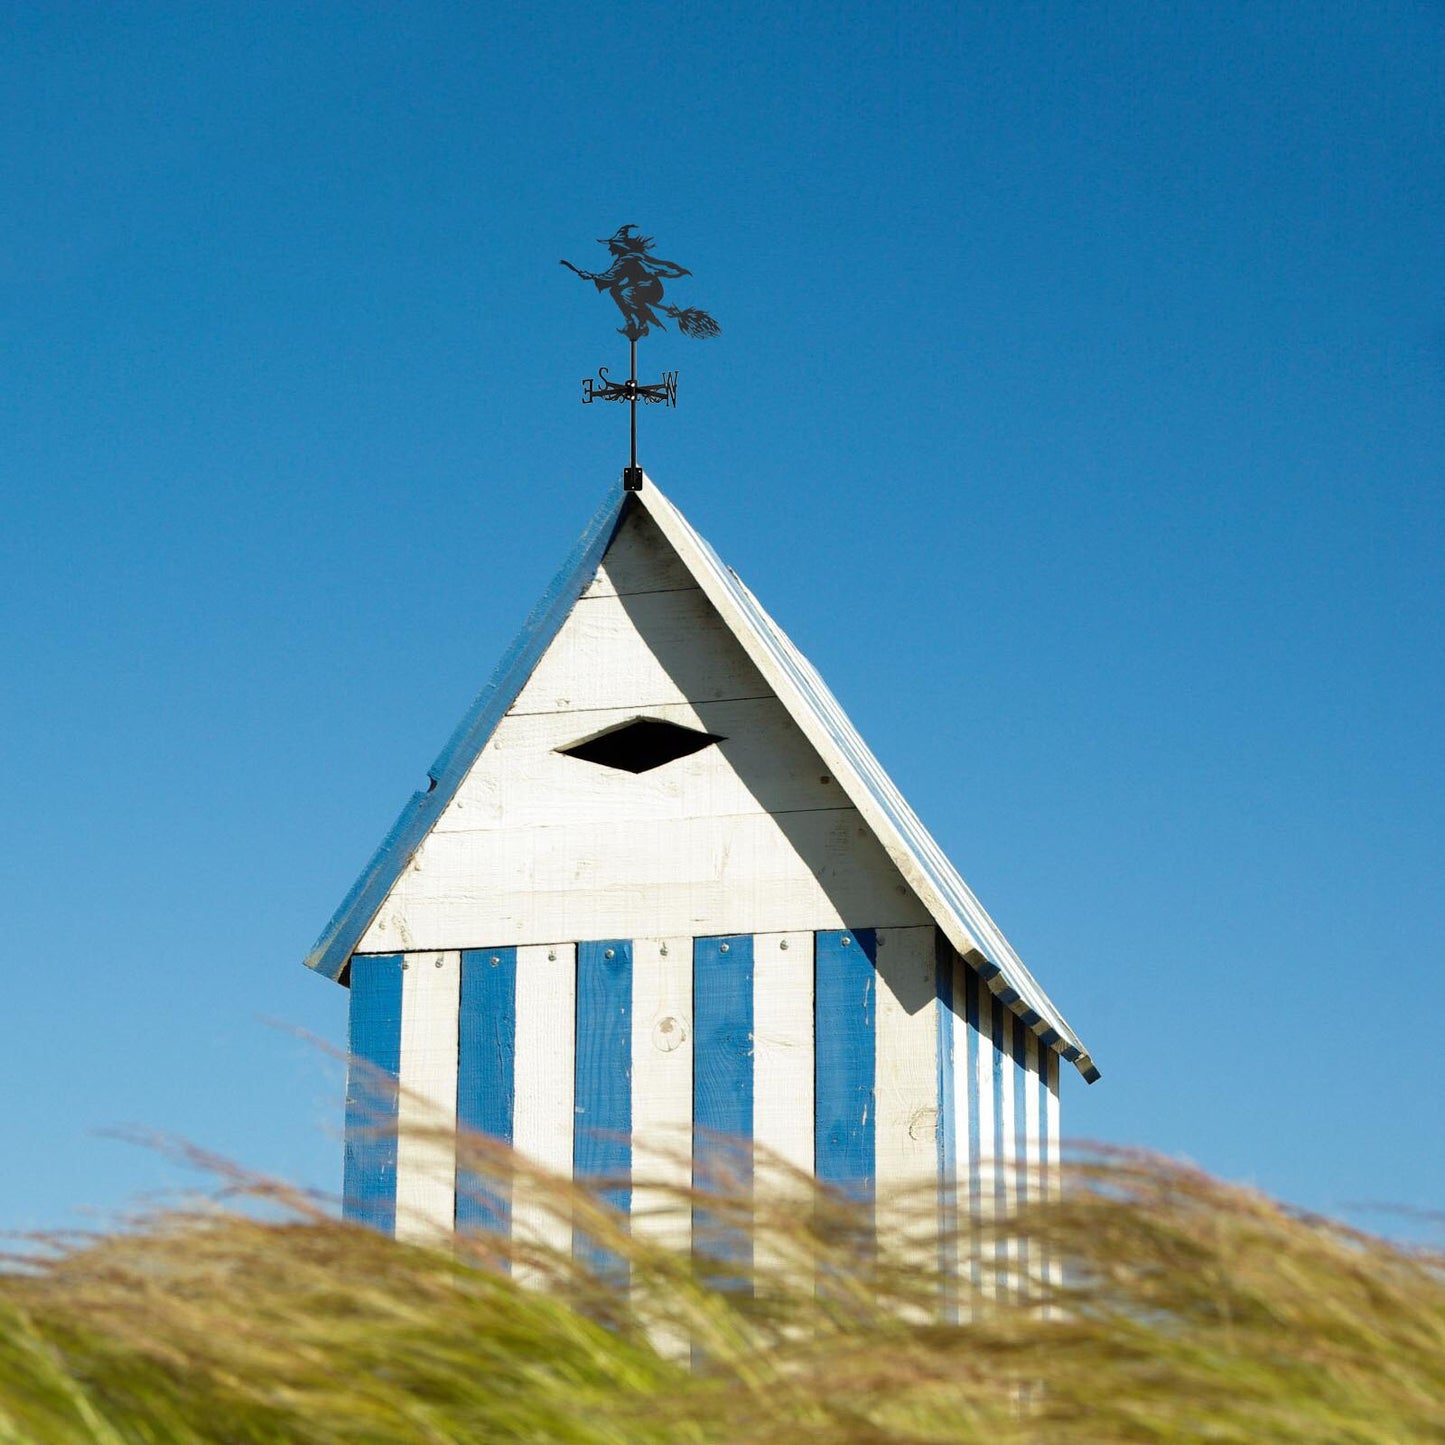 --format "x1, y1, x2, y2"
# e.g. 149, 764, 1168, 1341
1, 2, 1440, 1235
